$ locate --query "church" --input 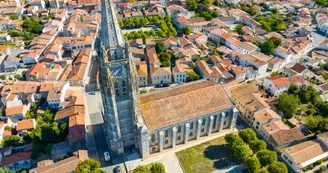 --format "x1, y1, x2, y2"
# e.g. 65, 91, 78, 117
97, 0, 238, 158
137, 80, 238, 157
